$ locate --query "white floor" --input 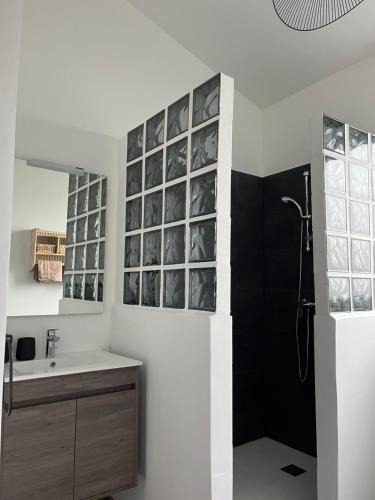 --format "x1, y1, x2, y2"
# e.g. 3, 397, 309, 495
234, 438, 317, 500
